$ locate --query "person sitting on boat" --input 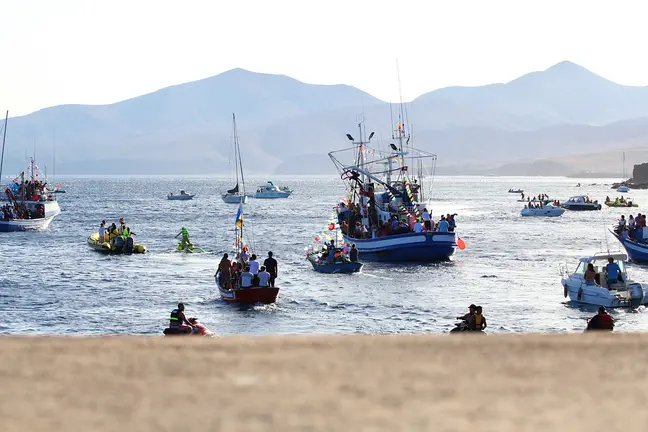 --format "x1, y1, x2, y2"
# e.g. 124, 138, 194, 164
258, 266, 271, 288
605, 257, 623, 287
619, 216, 626, 229
468, 306, 487, 331
240, 266, 253, 288
413, 218, 424, 233
264, 252, 278, 287
349, 244, 359, 262
175, 226, 192, 250
586, 306, 614, 331
606, 196, 610, 203
169, 303, 194, 334
584, 263, 599, 286
621, 227, 630, 241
